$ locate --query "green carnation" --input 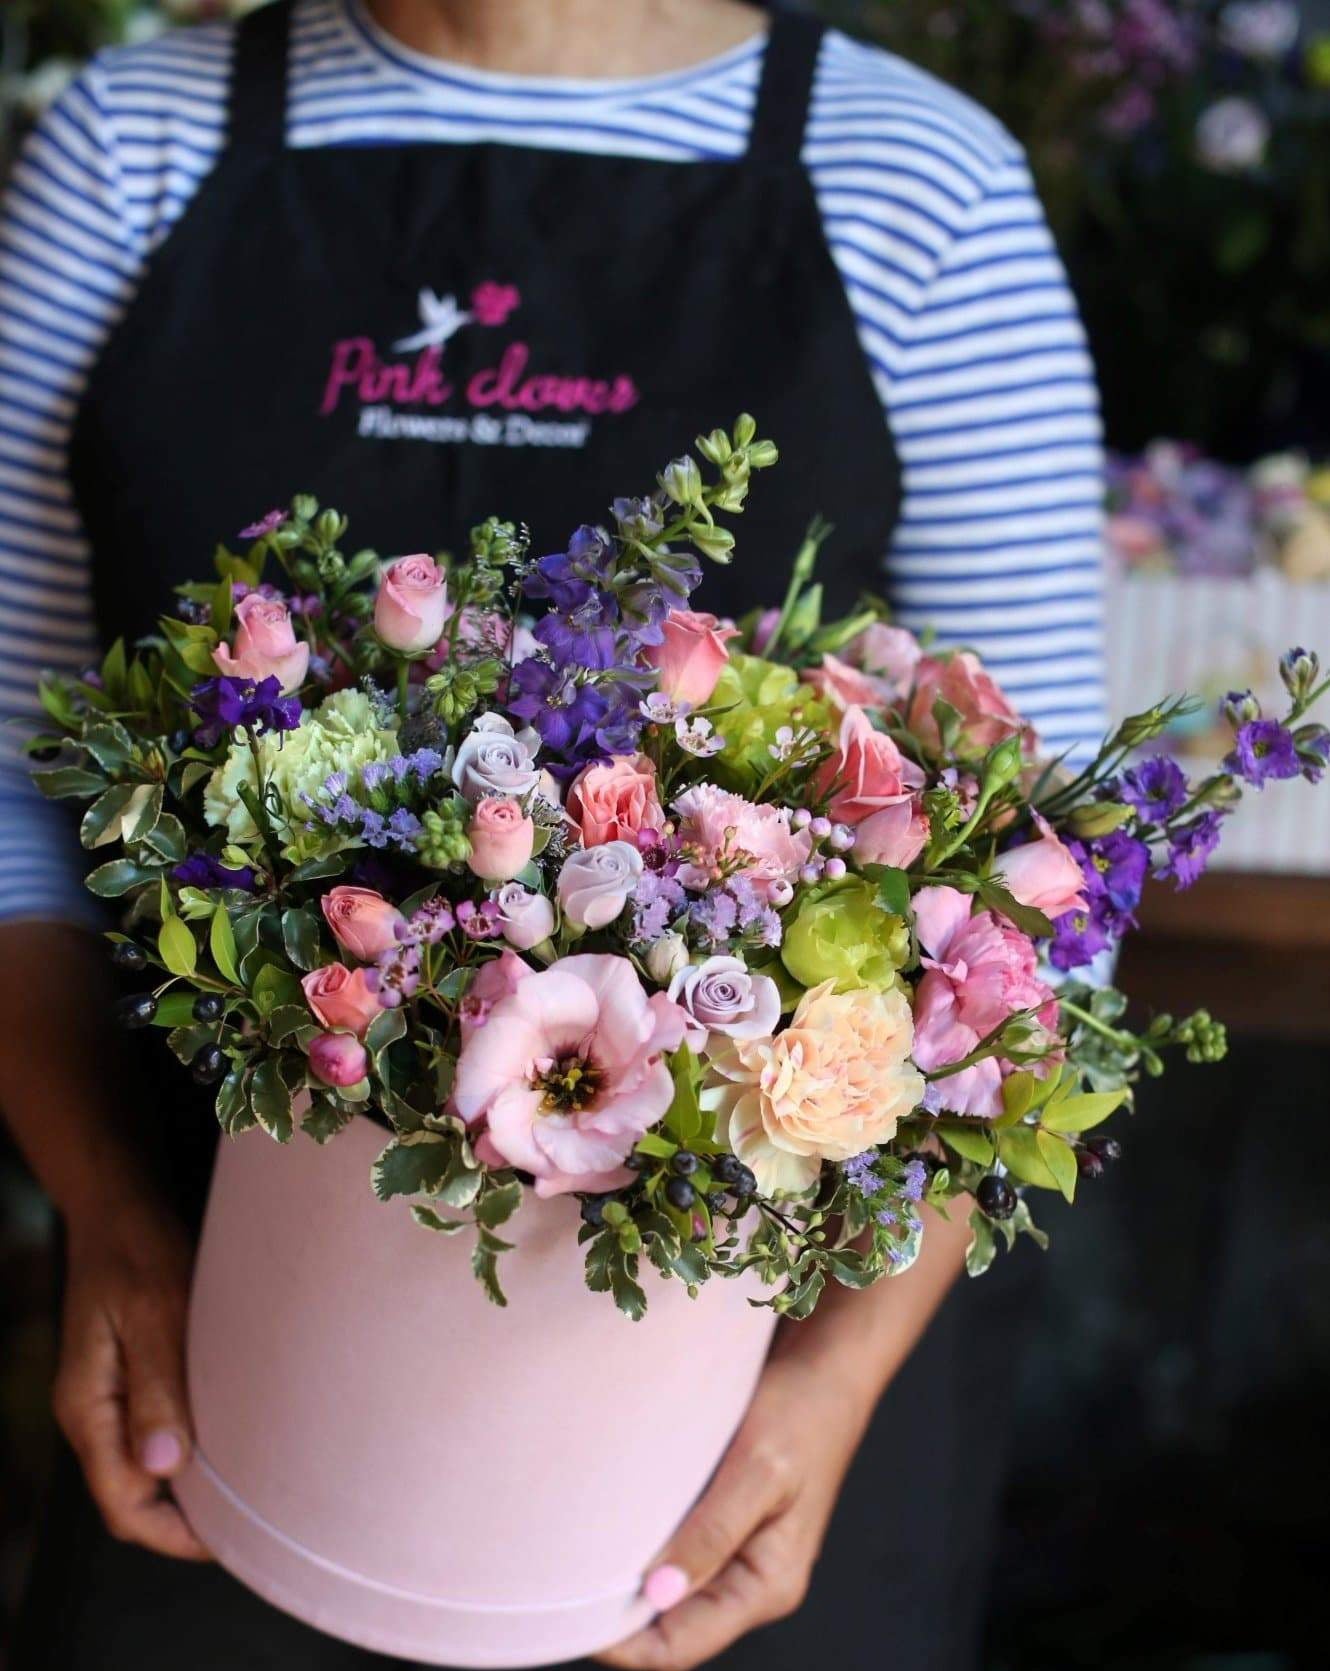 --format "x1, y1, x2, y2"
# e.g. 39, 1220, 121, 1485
204, 689, 398, 852
781, 877, 909, 994
706, 654, 832, 793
